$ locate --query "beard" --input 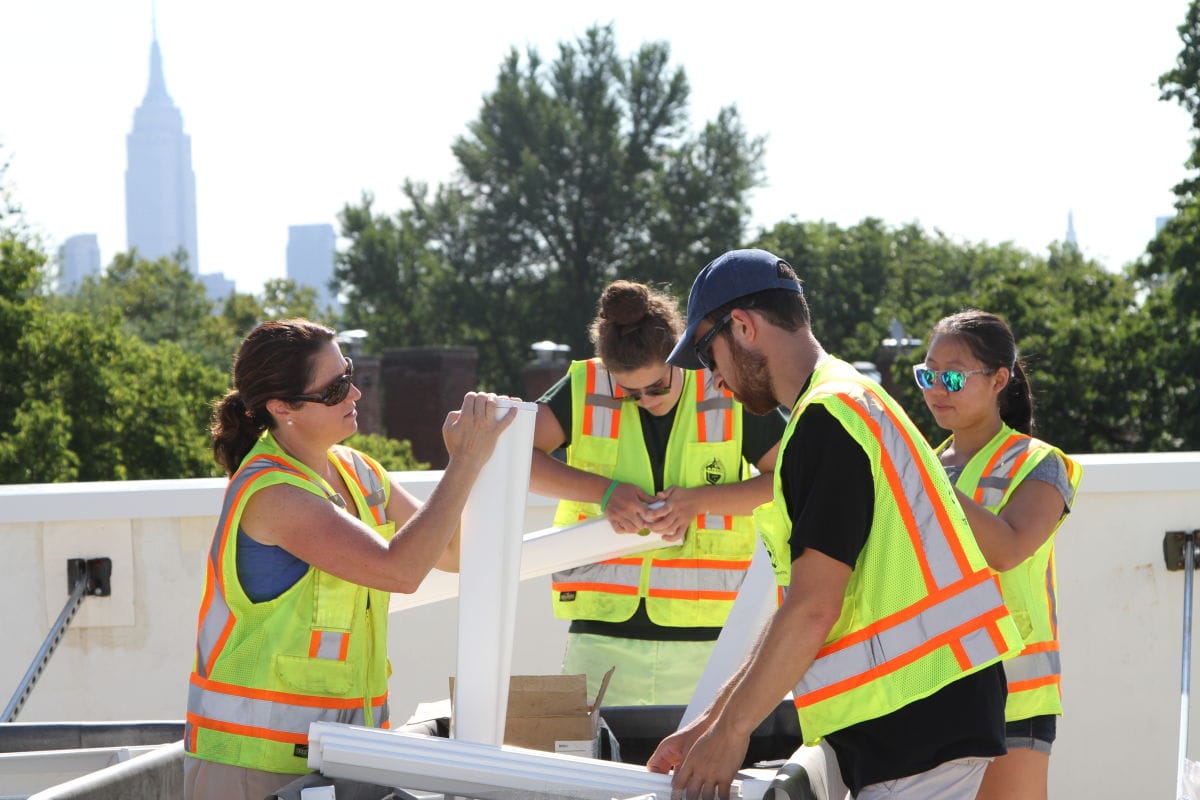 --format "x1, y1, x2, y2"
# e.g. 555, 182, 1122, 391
726, 338, 778, 415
